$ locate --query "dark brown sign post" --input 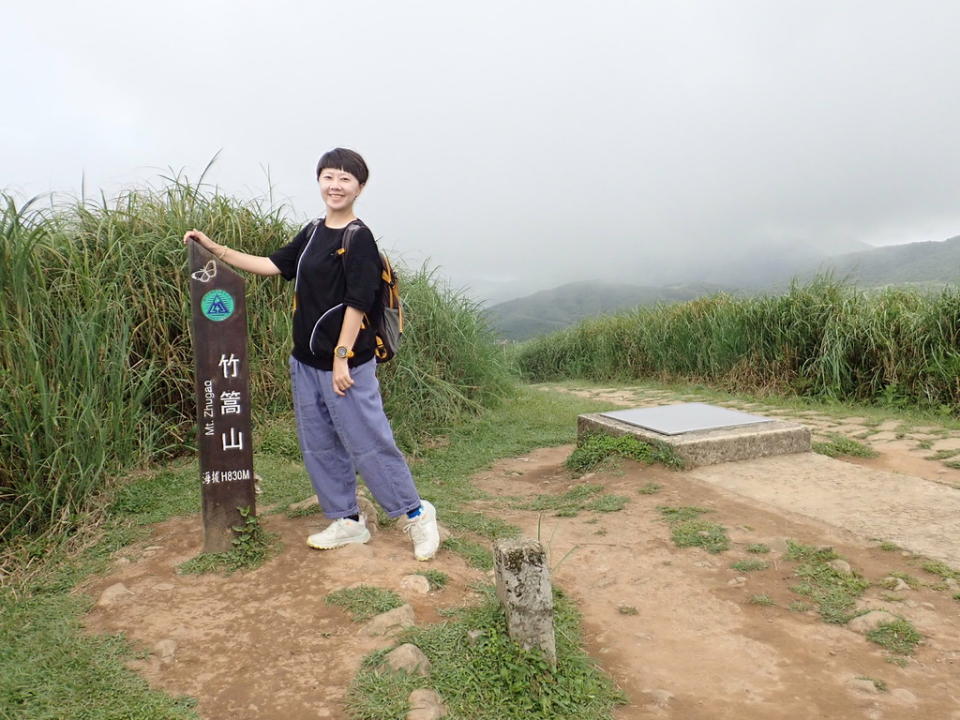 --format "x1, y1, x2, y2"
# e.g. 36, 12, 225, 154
188, 242, 257, 553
